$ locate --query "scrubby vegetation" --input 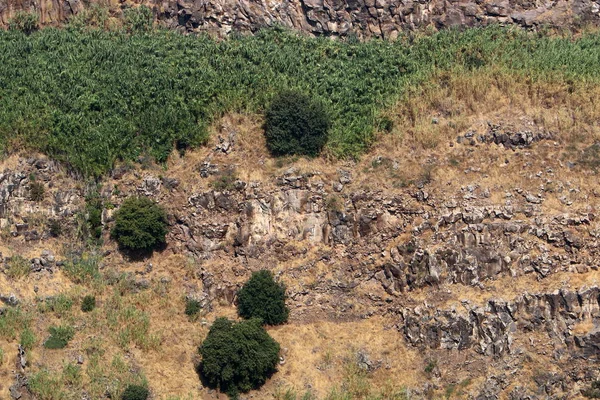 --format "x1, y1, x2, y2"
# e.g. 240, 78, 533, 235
264, 90, 330, 157
237, 270, 289, 325
199, 317, 280, 397
184, 298, 202, 318
1, 26, 600, 174
44, 325, 75, 349
5, 255, 30, 279
111, 197, 168, 252
121, 383, 150, 400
